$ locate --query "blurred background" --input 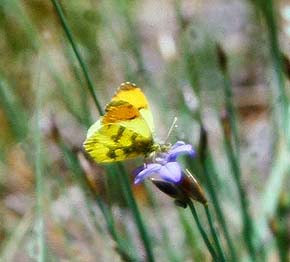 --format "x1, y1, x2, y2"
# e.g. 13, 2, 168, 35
0, 0, 290, 261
